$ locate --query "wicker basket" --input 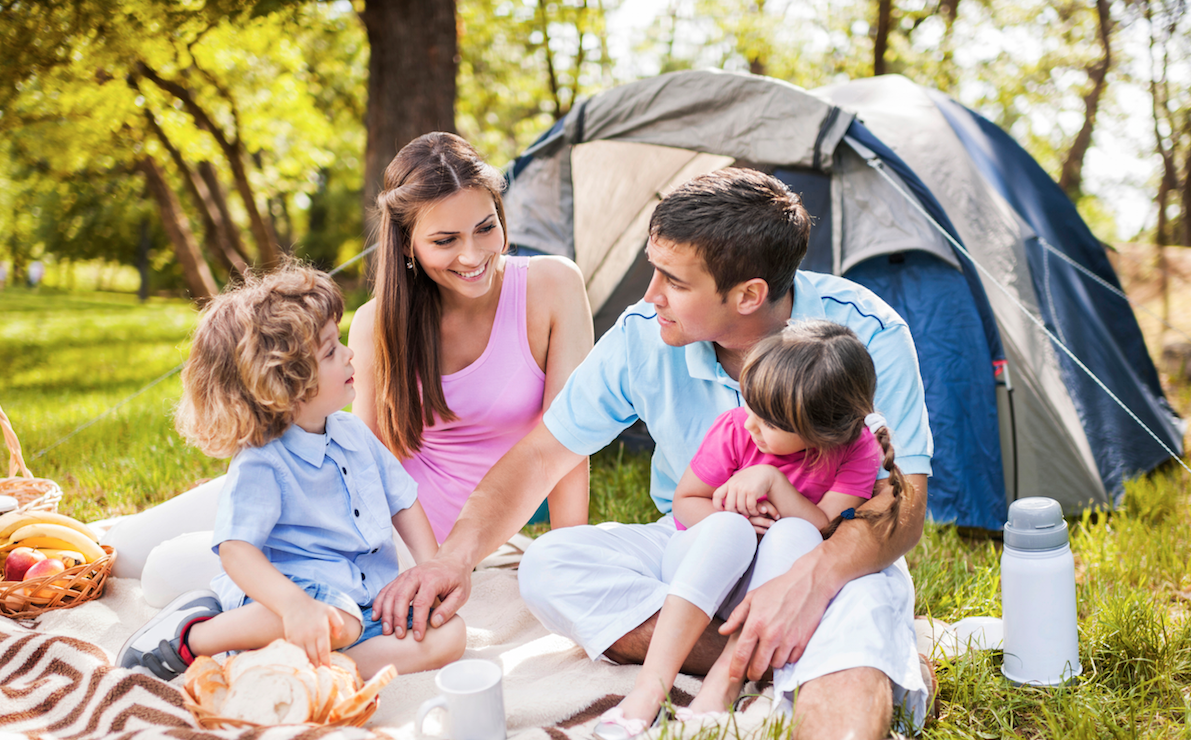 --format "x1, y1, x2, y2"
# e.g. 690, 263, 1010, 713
0, 545, 116, 619
182, 692, 379, 729
0, 403, 63, 514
